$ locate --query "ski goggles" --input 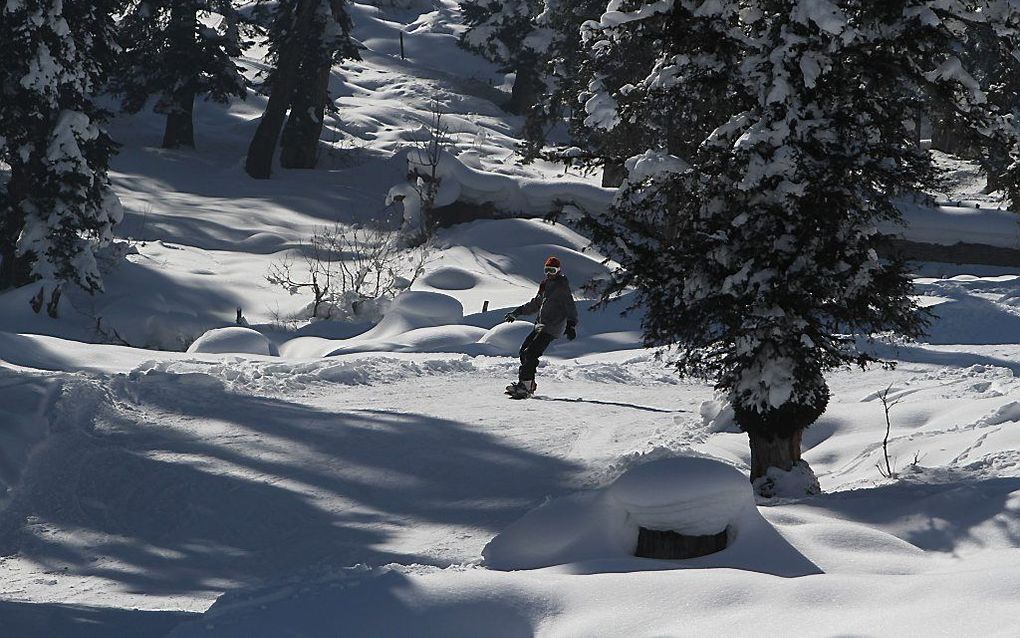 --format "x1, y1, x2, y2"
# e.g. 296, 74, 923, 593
544, 266, 560, 275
